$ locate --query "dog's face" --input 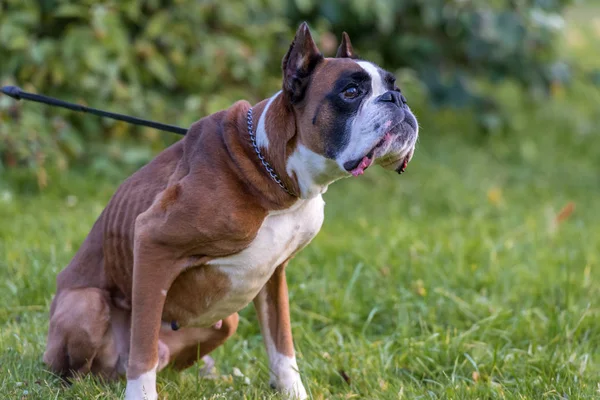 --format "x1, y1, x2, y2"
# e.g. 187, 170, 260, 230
282, 24, 418, 180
